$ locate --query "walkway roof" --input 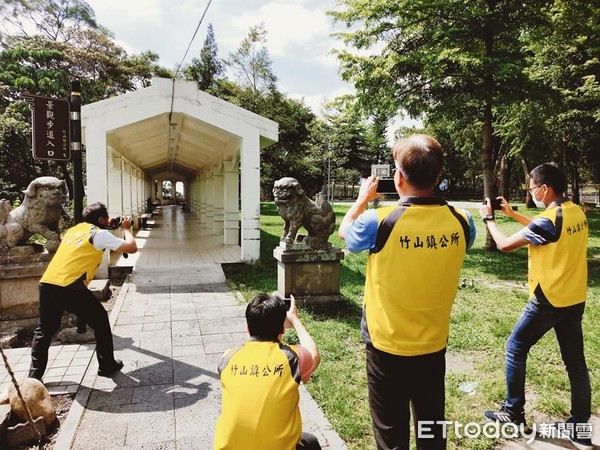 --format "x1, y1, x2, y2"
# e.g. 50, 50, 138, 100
82, 77, 278, 181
